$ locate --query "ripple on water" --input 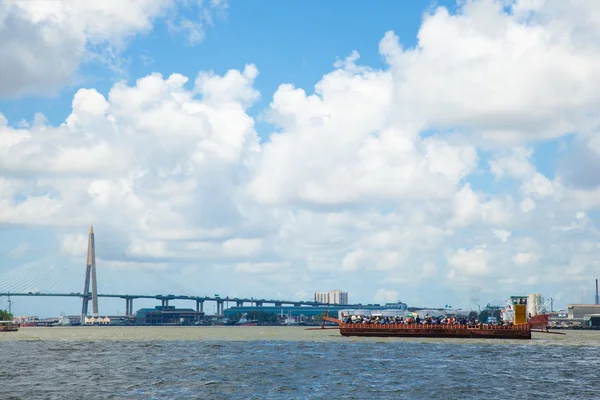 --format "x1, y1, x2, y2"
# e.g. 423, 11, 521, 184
1, 328, 600, 399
